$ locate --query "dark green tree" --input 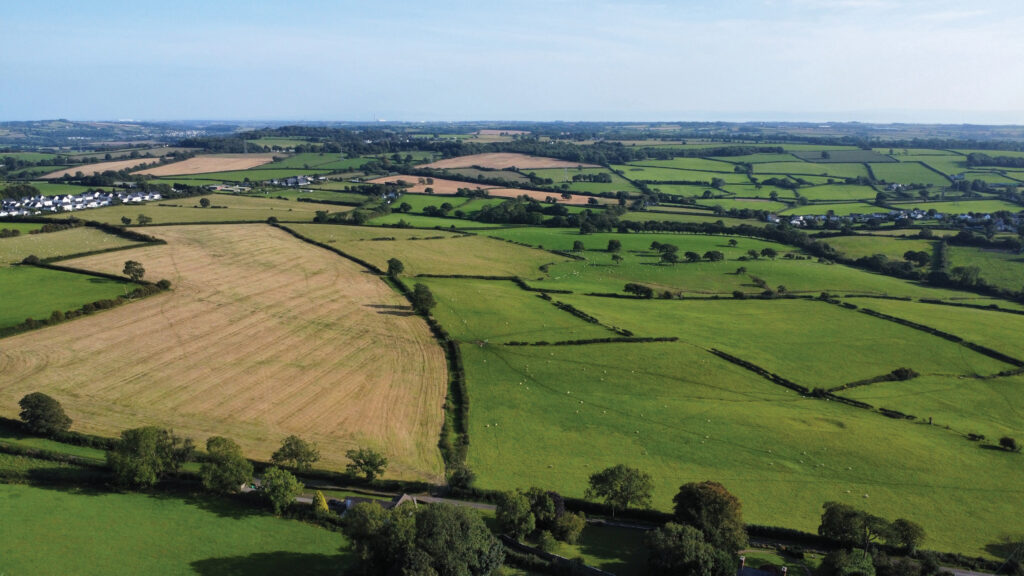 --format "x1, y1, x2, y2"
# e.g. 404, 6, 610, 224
573, 240, 585, 252
704, 250, 725, 262
496, 490, 535, 540
271, 435, 321, 471
108, 426, 193, 489
200, 436, 253, 494
410, 283, 436, 315
18, 392, 71, 436
262, 466, 303, 515
685, 251, 701, 262
585, 464, 653, 517
761, 247, 778, 259
889, 518, 926, 553
672, 481, 747, 552
999, 436, 1019, 452
123, 260, 145, 282
607, 239, 622, 253
136, 214, 152, 225
199, 197, 211, 208
386, 258, 405, 278
646, 522, 736, 576
346, 447, 388, 481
